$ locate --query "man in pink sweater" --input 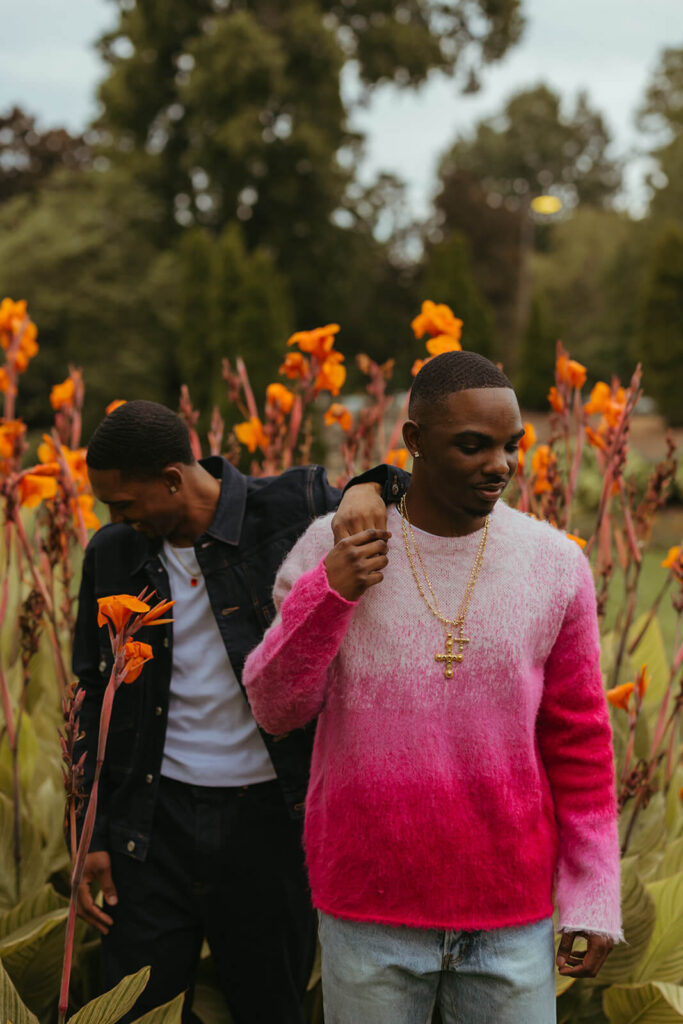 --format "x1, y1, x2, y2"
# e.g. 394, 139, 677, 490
244, 352, 622, 1023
